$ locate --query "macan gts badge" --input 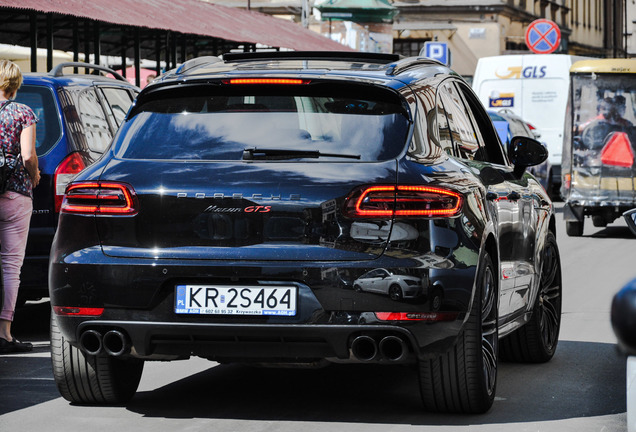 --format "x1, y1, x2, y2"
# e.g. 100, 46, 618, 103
49, 52, 562, 414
